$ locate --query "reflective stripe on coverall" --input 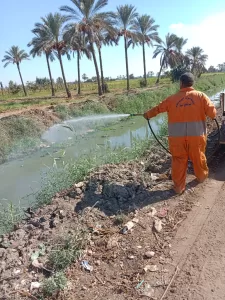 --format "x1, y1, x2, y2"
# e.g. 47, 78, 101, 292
144, 87, 217, 193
